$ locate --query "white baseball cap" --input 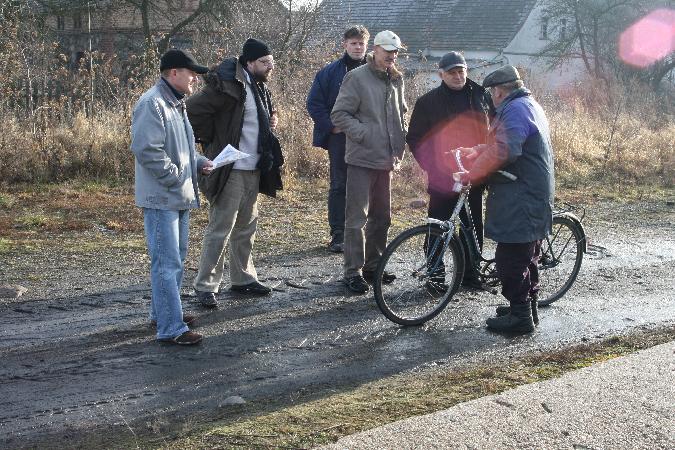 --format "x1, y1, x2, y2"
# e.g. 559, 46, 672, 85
373, 30, 406, 51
